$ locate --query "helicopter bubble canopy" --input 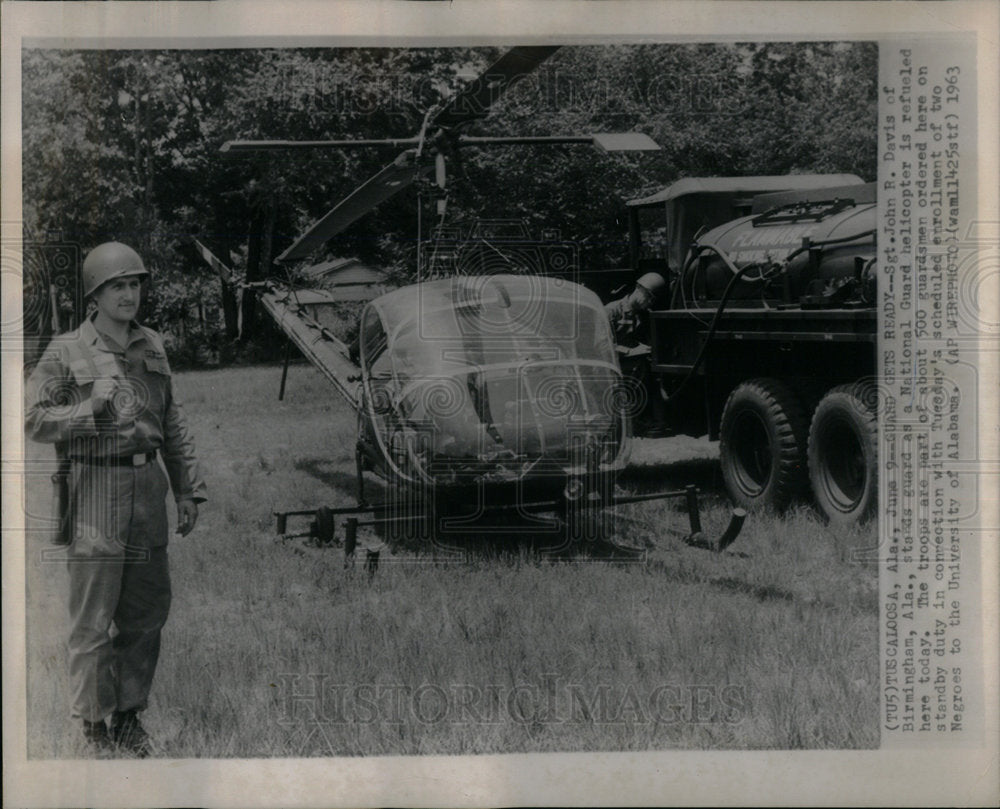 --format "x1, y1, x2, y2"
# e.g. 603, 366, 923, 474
359, 274, 629, 483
